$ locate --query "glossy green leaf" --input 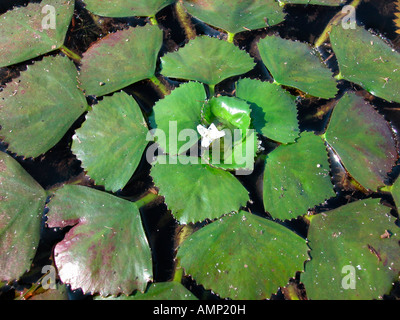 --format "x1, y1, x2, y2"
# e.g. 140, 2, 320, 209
258, 35, 338, 99
324, 92, 397, 191
79, 24, 163, 97
161, 36, 256, 86
46, 185, 152, 295
72, 92, 149, 192
206, 96, 251, 131
150, 156, 249, 224
96, 282, 197, 300
302, 198, 400, 300
281, 0, 344, 5
82, 0, 174, 17
200, 96, 257, 172
149, 82, 206, 155
177, 211, 309, 299
0, 55, 88, 158
263, 132, 335, 220
0, 0, 74, 68
182, 0, 285, 34
235, 78, 299, 144
0, 152, 46, 282
330, 24, 400, 103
